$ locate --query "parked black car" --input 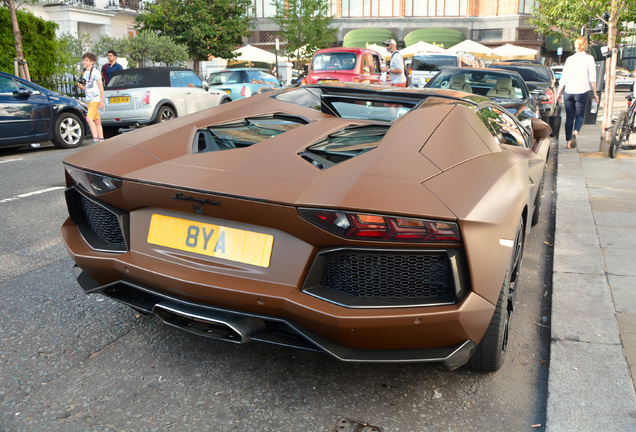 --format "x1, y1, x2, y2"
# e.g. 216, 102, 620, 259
0, 71, 88, 149
424, 67, 541, 129
488, 62, 561, 136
